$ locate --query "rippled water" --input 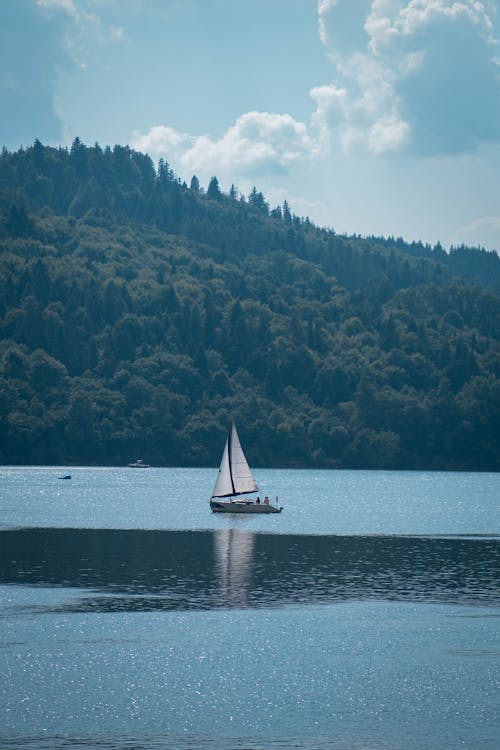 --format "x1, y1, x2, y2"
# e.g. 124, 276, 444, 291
0, 467, 499, 749
1, 527, 499, 612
